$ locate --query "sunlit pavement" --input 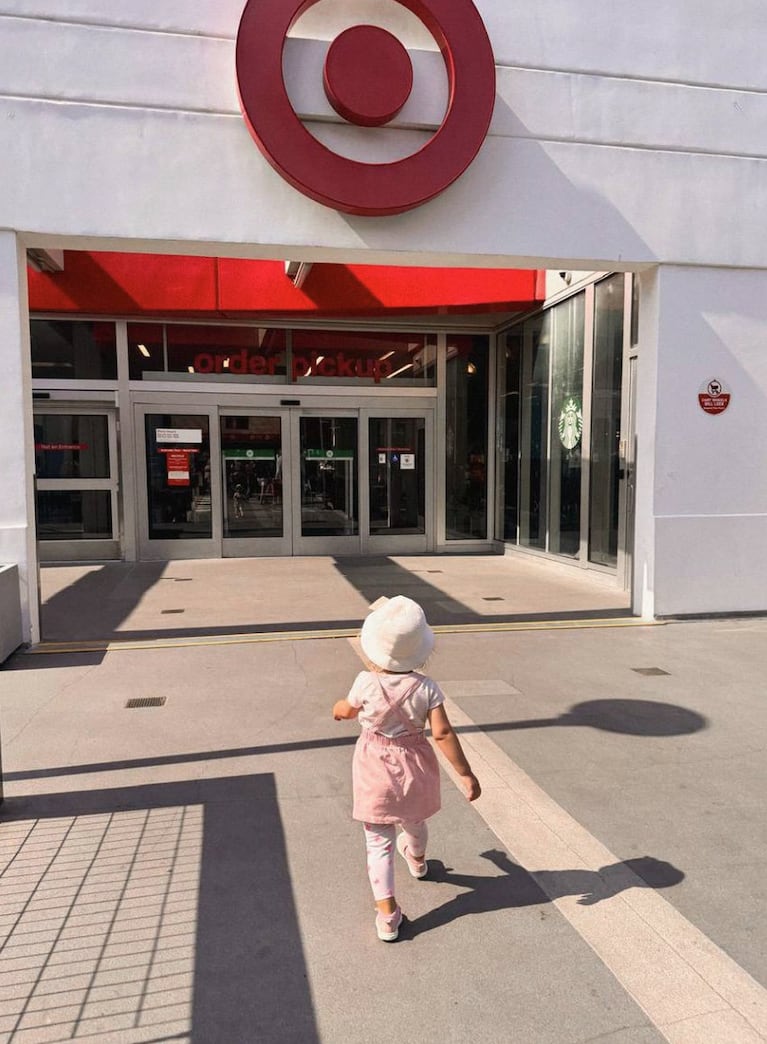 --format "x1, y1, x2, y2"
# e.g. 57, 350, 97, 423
1, 565, 766, 1042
